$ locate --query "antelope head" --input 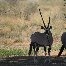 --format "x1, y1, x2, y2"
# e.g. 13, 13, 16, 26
41, 17, 52, 34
